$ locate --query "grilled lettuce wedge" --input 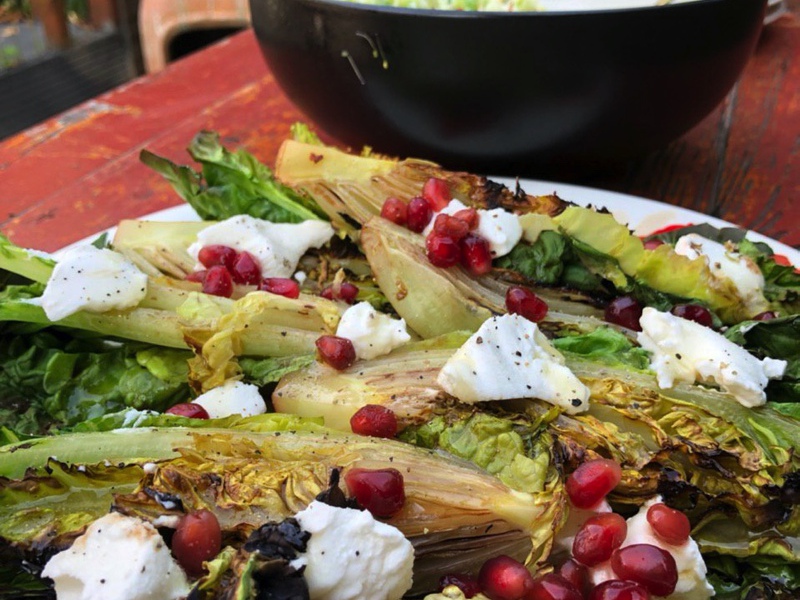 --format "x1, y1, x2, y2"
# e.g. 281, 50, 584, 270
0, 418, 564, 595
